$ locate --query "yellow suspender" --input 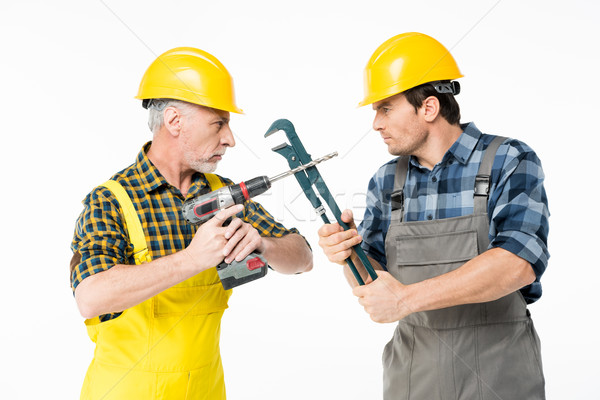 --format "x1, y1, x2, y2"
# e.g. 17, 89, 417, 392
204, 173, 223, 192
100, 174, 224, 265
